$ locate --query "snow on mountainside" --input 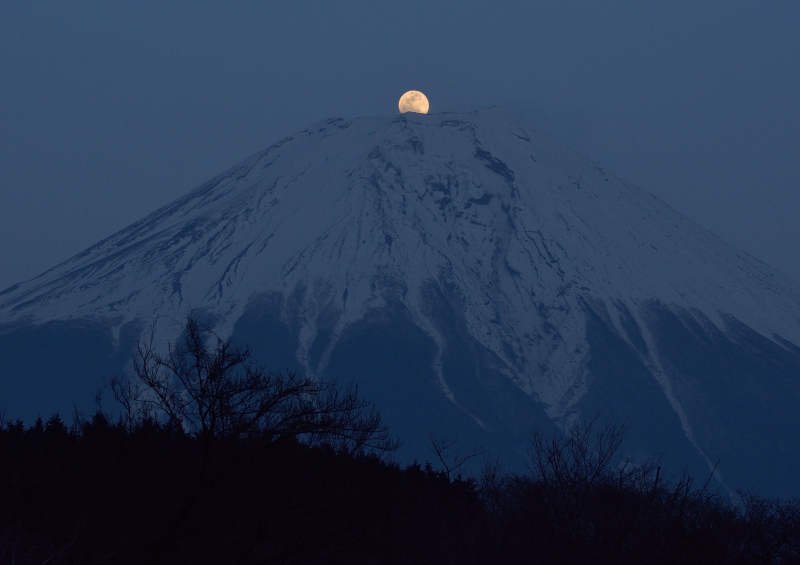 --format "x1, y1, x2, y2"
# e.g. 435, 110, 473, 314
3, 109, 799, 391
2, 108, 800, 495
